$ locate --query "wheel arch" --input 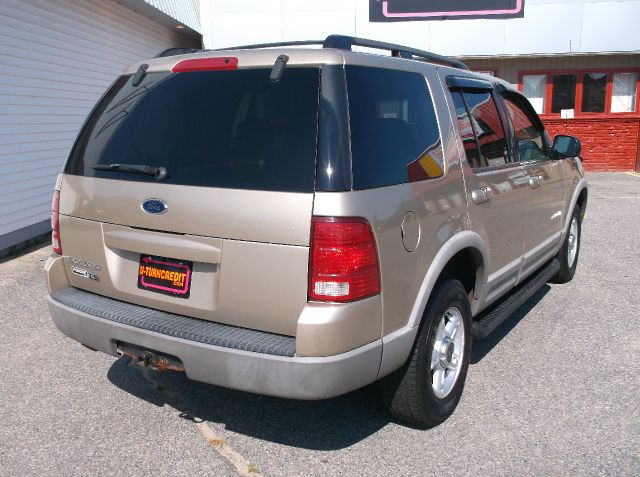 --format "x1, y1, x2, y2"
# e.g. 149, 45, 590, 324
563, 178, 588, 240
378, 231, 487, 379
575, 187, 588, 222
406, 231, 487, 329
